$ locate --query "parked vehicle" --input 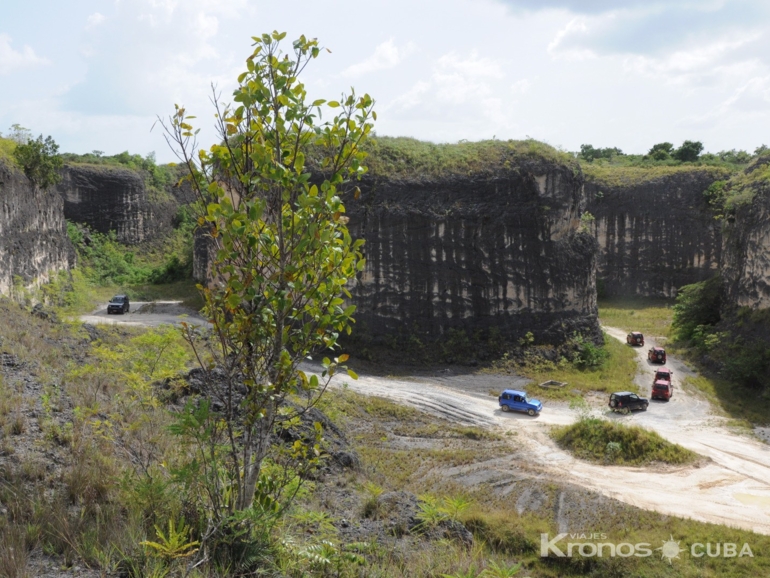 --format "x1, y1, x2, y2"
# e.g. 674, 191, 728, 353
648, 346, 666, 364
107, 295, 130, 314
499, 389, 542, 416
626, 332, 644, 346
651, 368, 674, 401
609, 391, 649, 414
